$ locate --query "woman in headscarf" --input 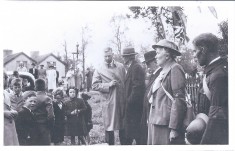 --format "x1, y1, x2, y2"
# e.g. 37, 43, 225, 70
147, 39, 187, 145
